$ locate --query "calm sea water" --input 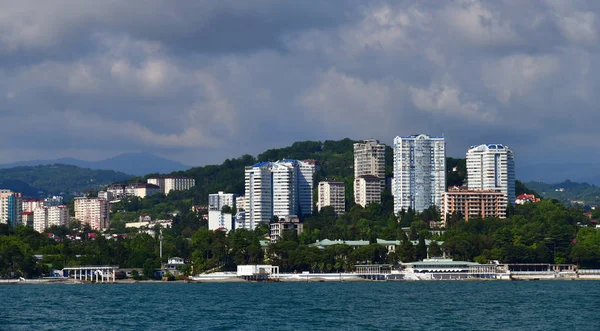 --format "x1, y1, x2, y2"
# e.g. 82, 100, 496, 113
1, 281, 599, 330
